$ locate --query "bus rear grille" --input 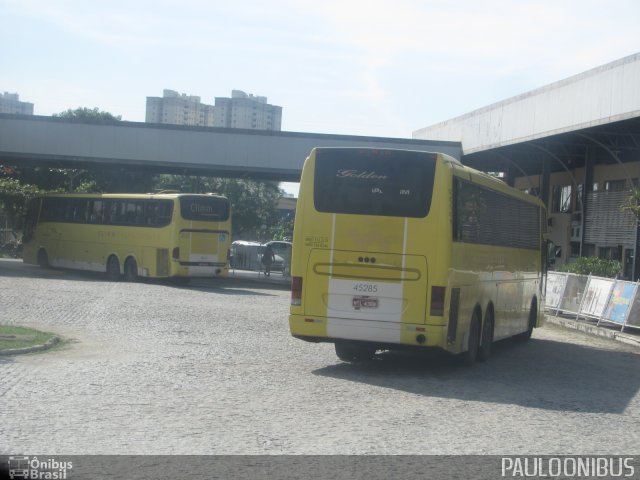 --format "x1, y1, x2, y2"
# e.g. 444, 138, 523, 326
157, 248, 169, 276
